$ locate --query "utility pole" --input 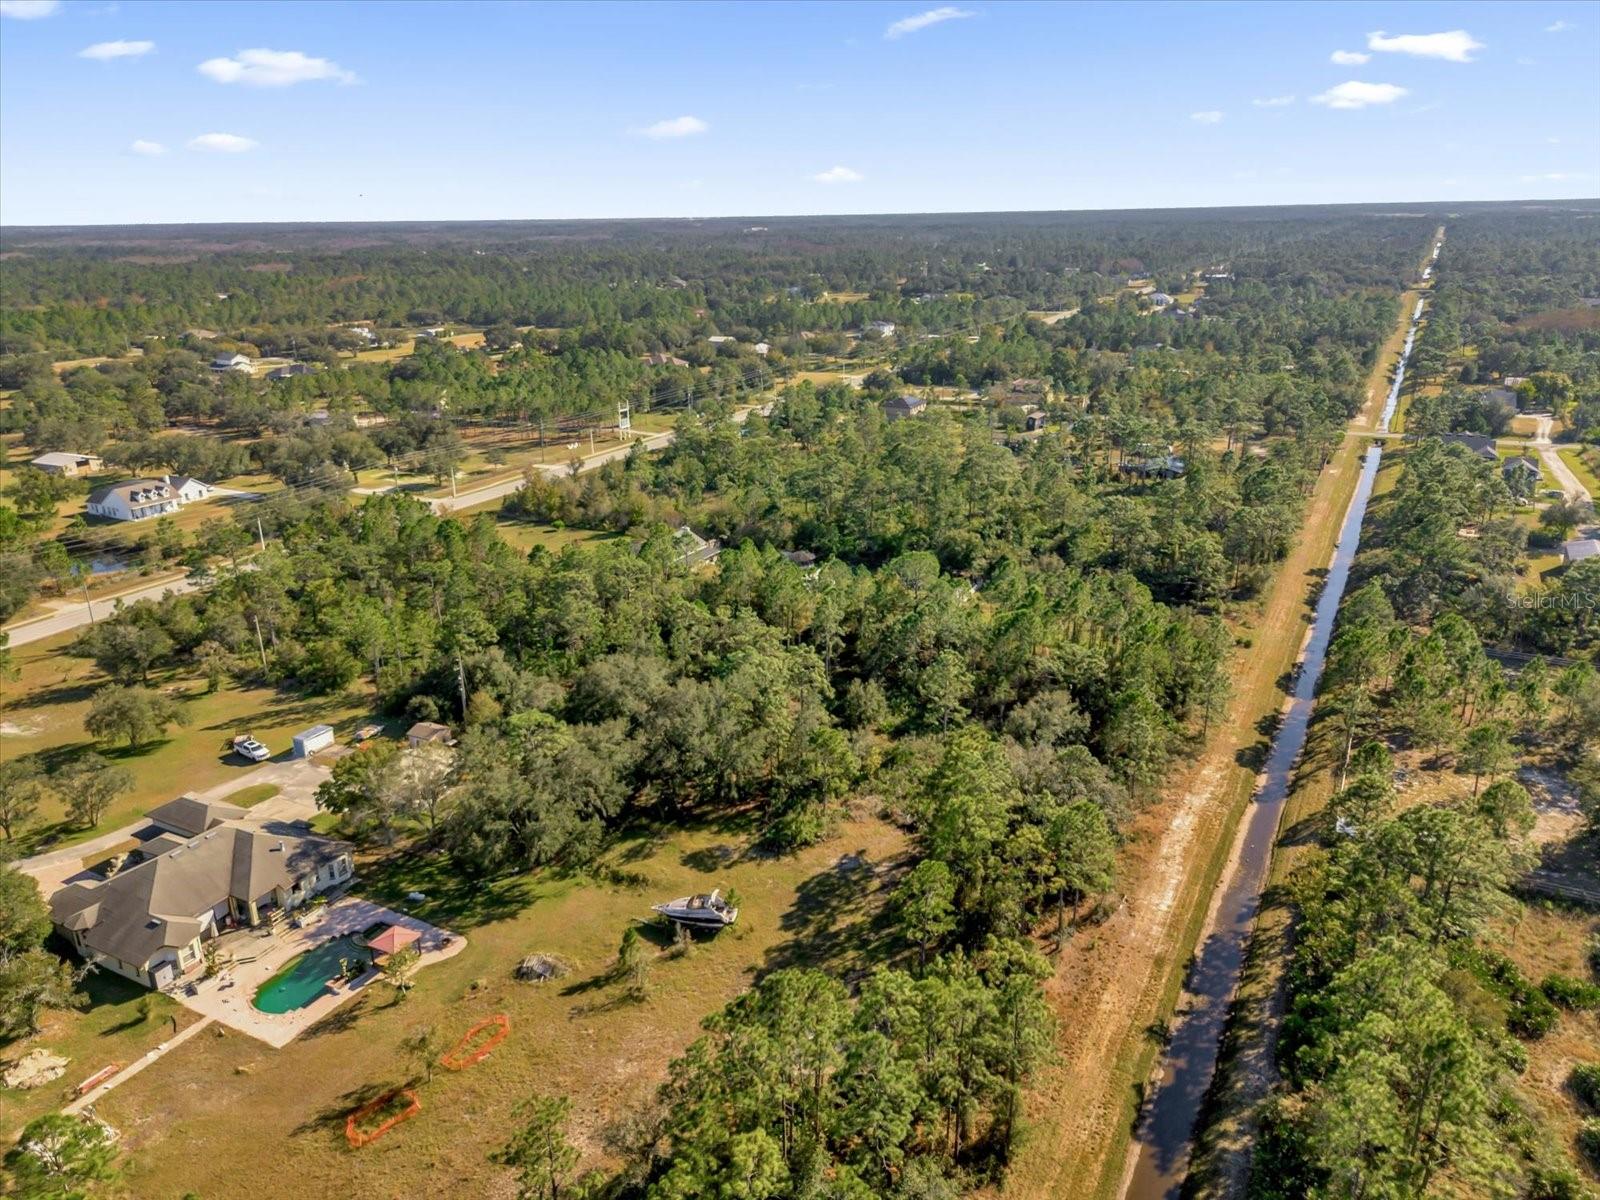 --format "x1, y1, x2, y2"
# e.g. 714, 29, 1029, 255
455, 656, 469, 720
255, 517, 267, 551
82, 577, 96, 625
450, 468, 457, 499
252, 614, 267, 669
